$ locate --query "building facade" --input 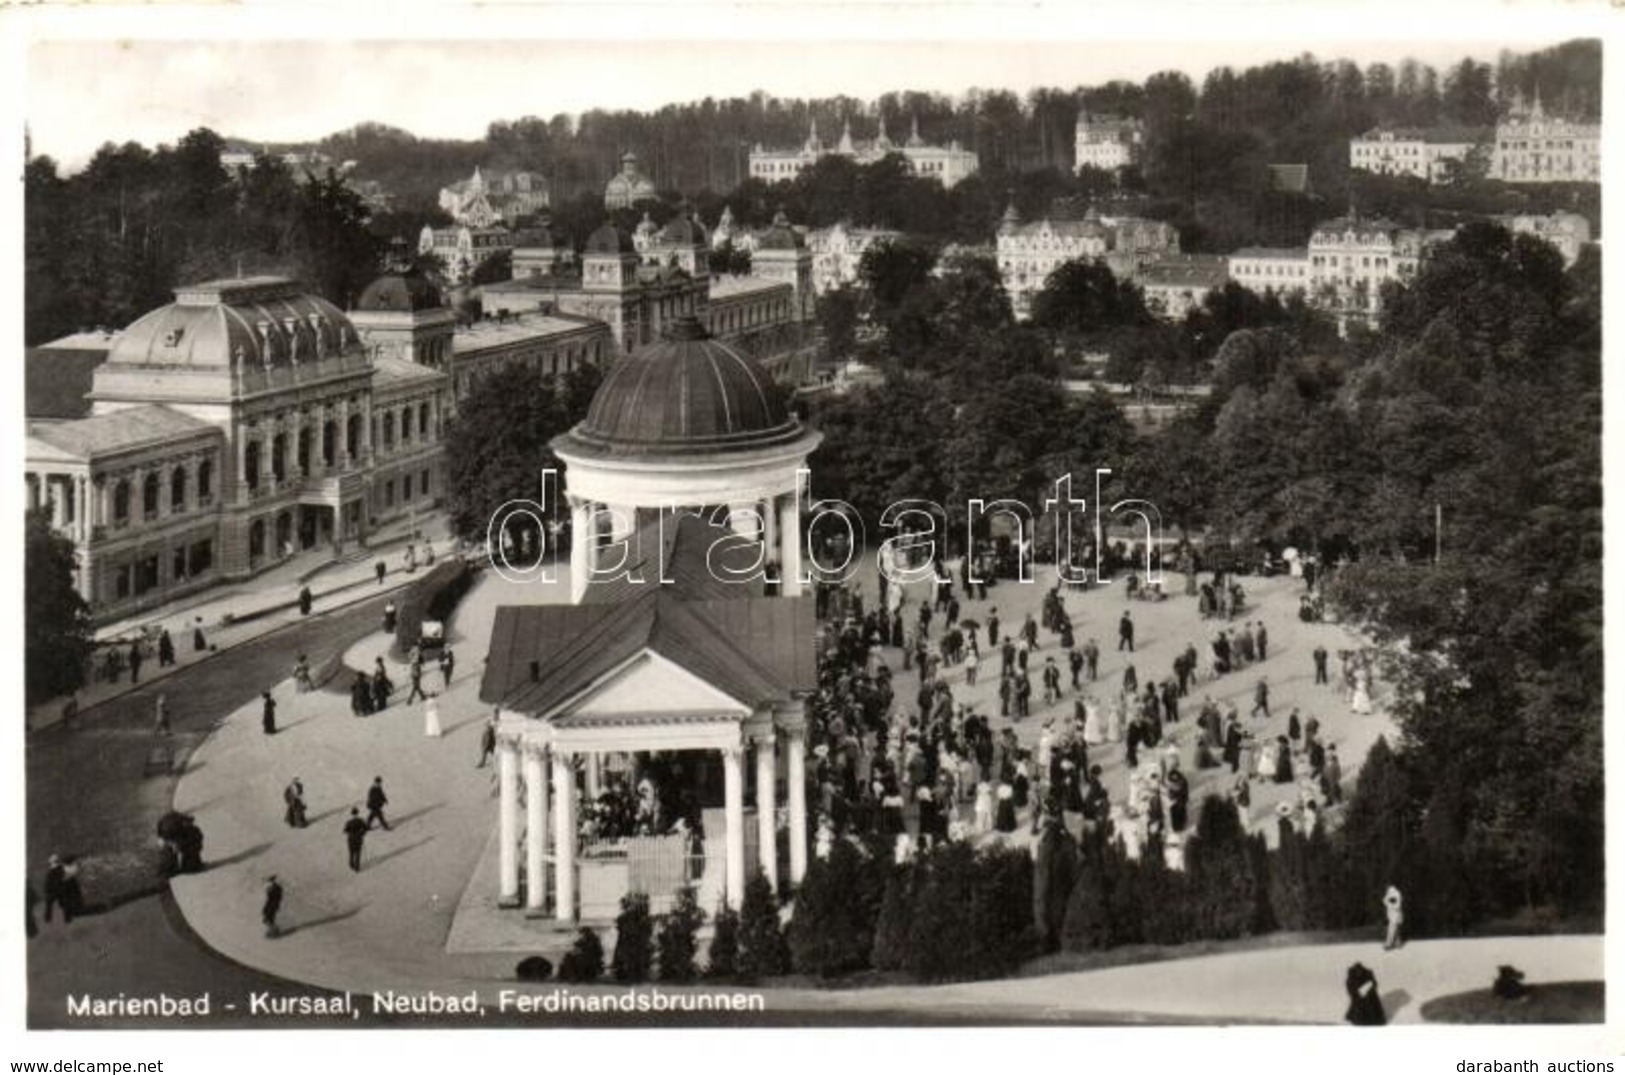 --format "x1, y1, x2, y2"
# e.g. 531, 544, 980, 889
438, 166, 550, 227
1305, 214, 1440, 331
1136, 254, 1229, 320
805, 222, 902, 295
1491, 93, 1601, 184
418, 224, 519, 285
997, 205, 1181, 319
1074, 113, 1144, 172
749, 115, 978, 189
1496, 210, 1592, 267
1348, 126, 1489, 183
1227, 247, 1311, 295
